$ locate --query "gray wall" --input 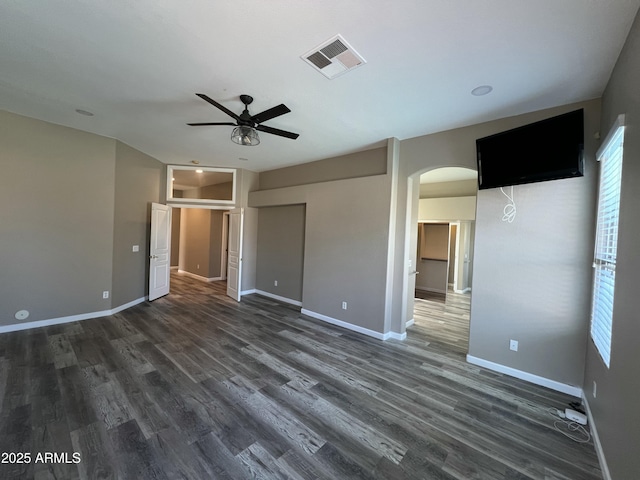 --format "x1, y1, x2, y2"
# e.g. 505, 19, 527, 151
170, 208, 181, 267
416, 223, 450, 293
394, 100, 601, 368
470, 171, 597, 387
467, 101, 601, 390
392, 100, 600, 338
584, 7, 640, 478
112, 141, 164, 307
256, 205, 306, 302
250, 147, 393, 334
209, 210, 224, 278
179, 208, 215, 278
420, 179, 477, 198
259, 147, 387, 190
0, 110, 163, 326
